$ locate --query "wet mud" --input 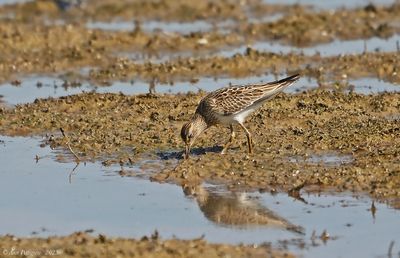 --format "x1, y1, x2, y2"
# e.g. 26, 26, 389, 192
0, 232, 289, 258
1, 1, 400, 84
89, 50, 400, 84
248, 3, 400, 46
1, 0, 400, 255
0, 19, 243, 83
1, 90, 399, 200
